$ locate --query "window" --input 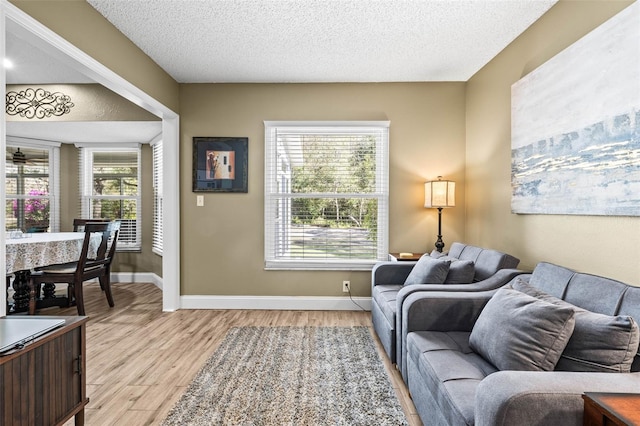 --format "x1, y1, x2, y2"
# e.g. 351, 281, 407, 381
151, 139, 163, 255
5, 140, 60, 233
78, 145, 141, 251
264, 121, 389, 270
